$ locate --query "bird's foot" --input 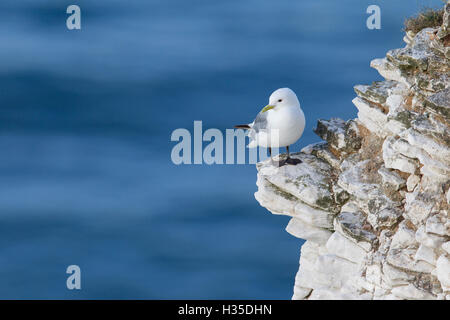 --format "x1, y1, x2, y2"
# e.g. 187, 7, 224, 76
275, 159, 286, 167
285, 157, 302, 165
271, 156, 302, 167
270, 158, 286, 167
